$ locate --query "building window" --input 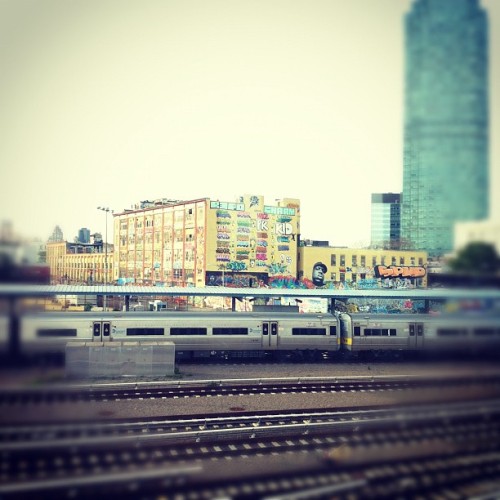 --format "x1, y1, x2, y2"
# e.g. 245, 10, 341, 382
340, 255, 345, 266
361, 255, 365, 267
331, 254, 336, 266
418, 258, 423, 265
352, 255, 357, 266
400, 257, 405, 265
391, 256, 396, 265
330, 272, 336, 281
339, 272, 345, 282
381, 256, 386, 265
372, 256, 377, 266
351, 273, 357, 283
